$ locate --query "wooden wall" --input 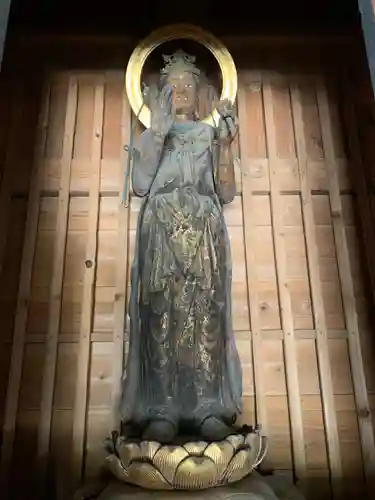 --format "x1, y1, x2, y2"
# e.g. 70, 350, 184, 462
0, 36, 375, 500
